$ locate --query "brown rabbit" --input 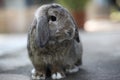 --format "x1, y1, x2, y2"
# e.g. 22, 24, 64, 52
27, 3, 83, 80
